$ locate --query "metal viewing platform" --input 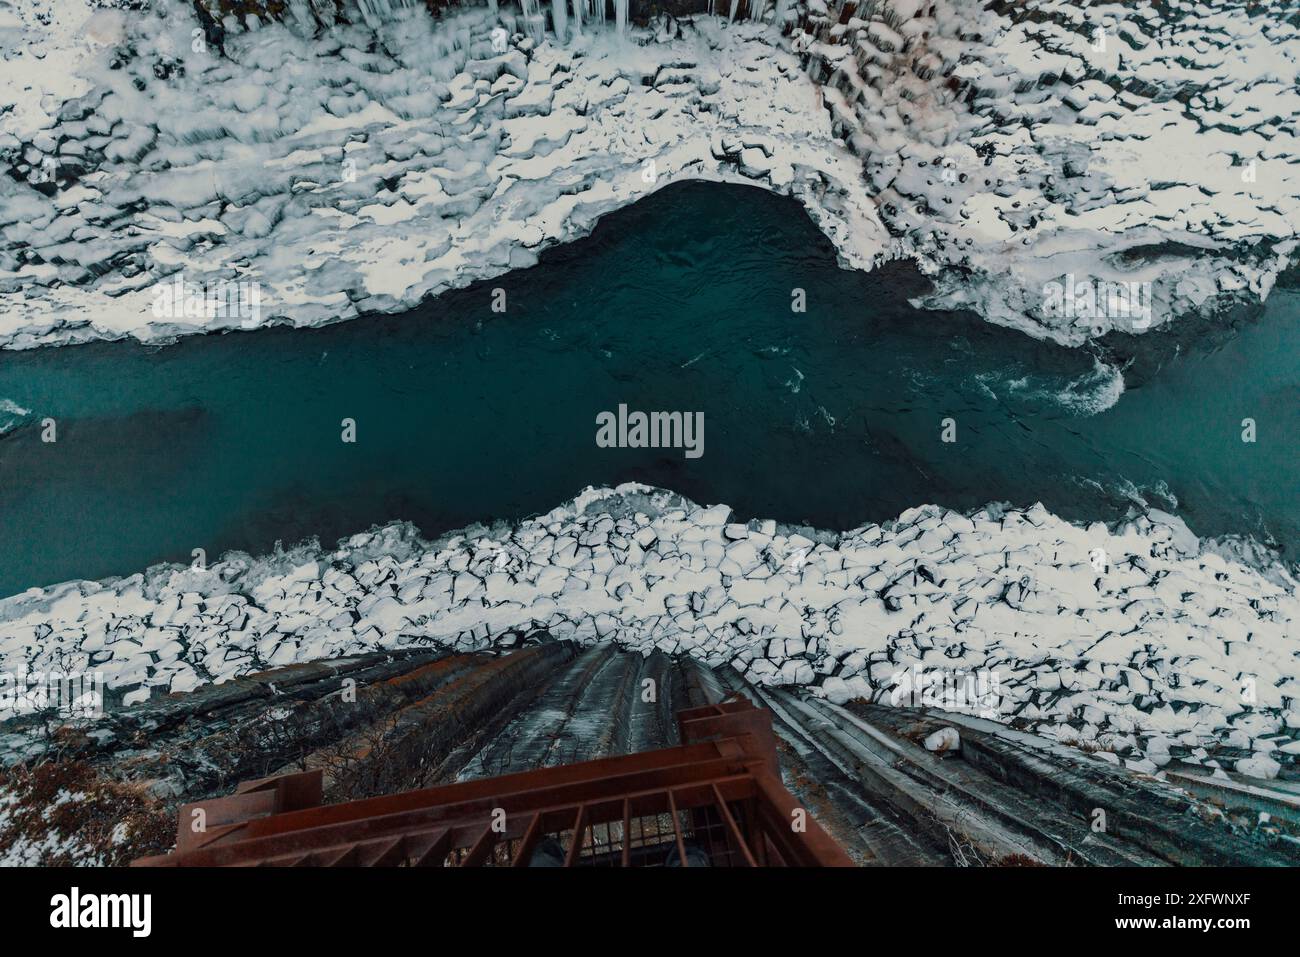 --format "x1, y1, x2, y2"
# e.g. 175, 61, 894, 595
134, 697, 854, 867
